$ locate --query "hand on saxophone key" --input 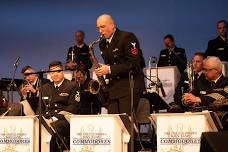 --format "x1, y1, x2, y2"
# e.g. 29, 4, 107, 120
94, 64, 110, 76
